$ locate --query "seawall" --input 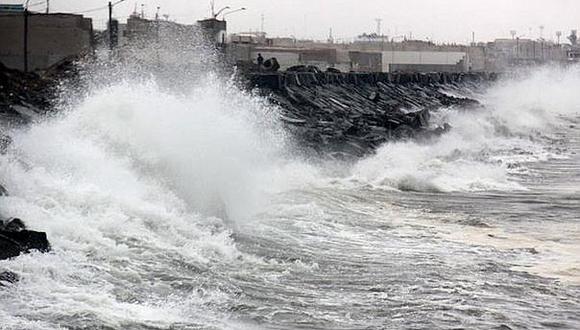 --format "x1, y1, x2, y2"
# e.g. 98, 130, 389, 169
247, 71, 492, 158
249, 71, 497, 91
